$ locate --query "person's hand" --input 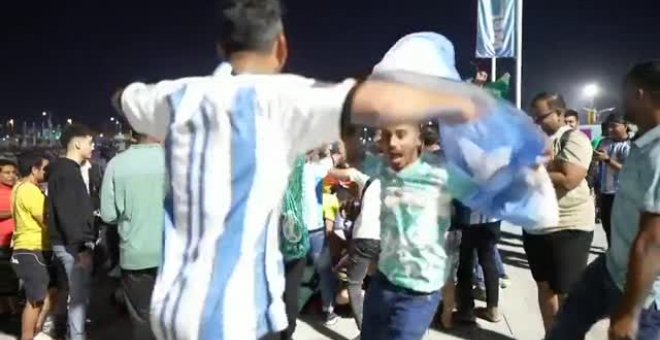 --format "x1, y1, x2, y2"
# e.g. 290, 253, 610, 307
609, 313, 637, 340
594, 149, 610, 162
76, 250, 93, 270
474, 70, 488, 85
